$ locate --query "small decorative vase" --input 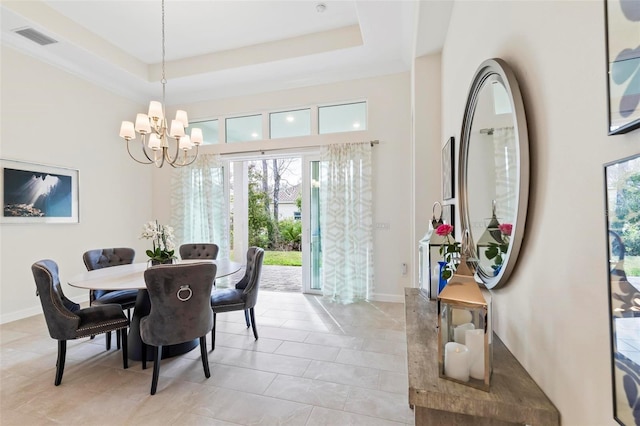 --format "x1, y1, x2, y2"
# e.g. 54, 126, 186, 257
148, 258, 175, 268
492, 264, 502, 276
437, 261, 448, 295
